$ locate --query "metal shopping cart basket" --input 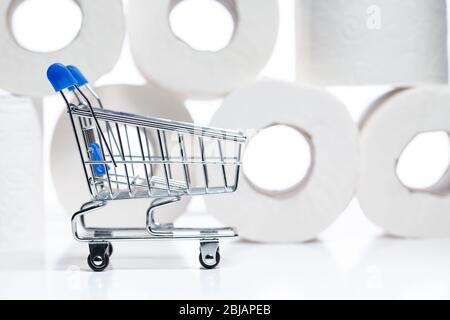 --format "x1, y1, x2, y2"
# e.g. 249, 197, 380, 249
47, 64, 247, 271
